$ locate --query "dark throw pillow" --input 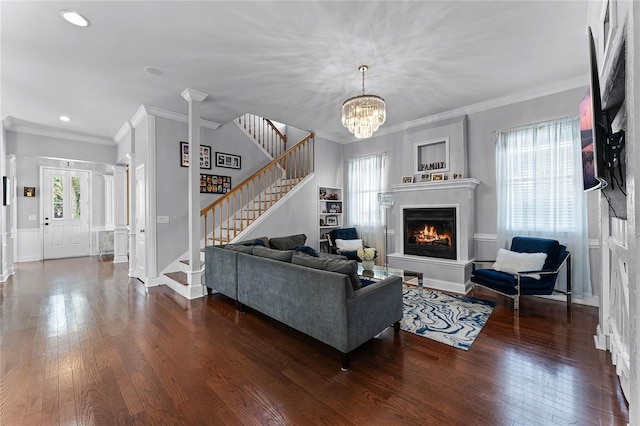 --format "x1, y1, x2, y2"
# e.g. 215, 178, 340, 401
242, 238, 267, 247
269, 234, 307, 250
293, 245, 319, 257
